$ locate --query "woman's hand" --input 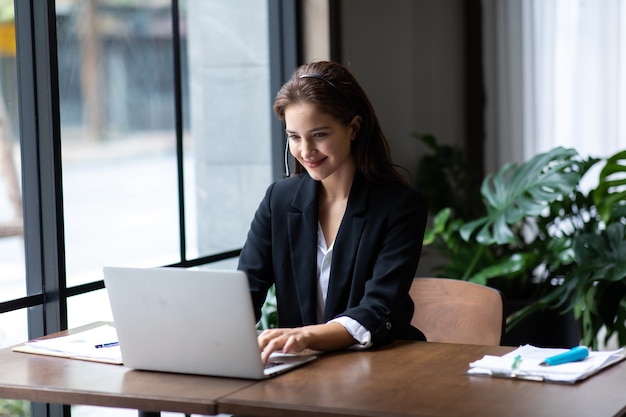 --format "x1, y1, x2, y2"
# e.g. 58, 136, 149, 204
258, 322, 355, 363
